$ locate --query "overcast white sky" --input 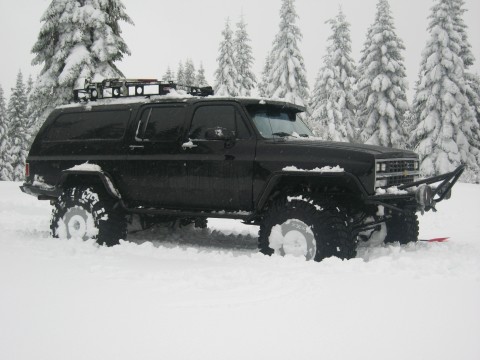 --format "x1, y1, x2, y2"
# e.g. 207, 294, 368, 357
0, 0, 479, 100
